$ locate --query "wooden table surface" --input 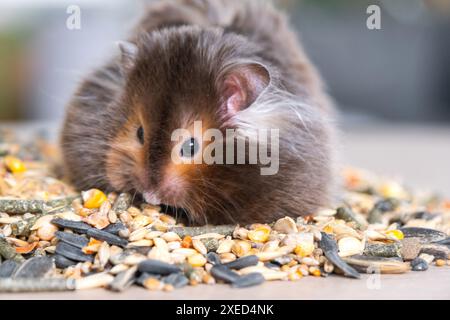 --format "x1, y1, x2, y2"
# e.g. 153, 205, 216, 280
1, 122, 449, 299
